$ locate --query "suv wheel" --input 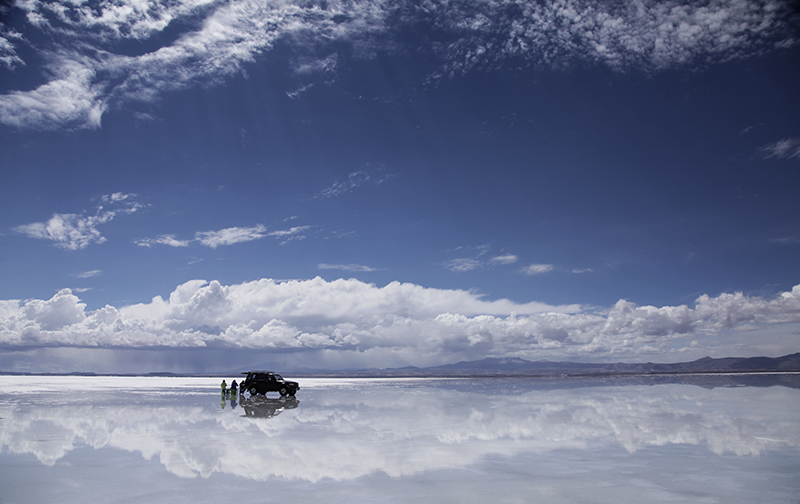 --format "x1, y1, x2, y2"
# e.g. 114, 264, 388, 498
249, 387, 258, 395
279, 387, 287, 396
